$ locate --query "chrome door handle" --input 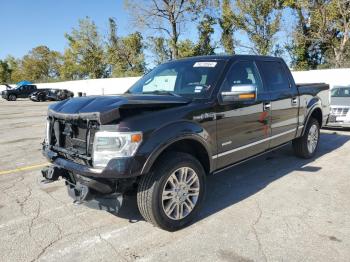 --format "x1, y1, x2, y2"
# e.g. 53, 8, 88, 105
291, 97, 298, 106
263, 102, 271, 111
